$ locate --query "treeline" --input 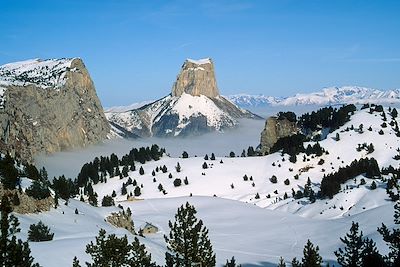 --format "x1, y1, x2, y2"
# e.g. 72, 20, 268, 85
299, 104, 356, 132
76, 144, 165, 188
320, 157, 380, 198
